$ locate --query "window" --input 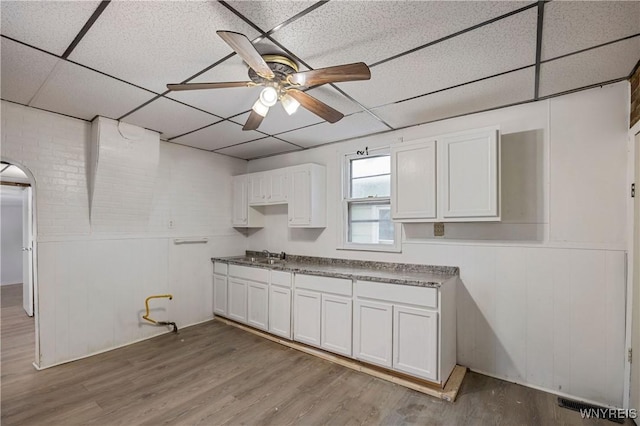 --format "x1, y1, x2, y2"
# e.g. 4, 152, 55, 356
341, 149, 401, 252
